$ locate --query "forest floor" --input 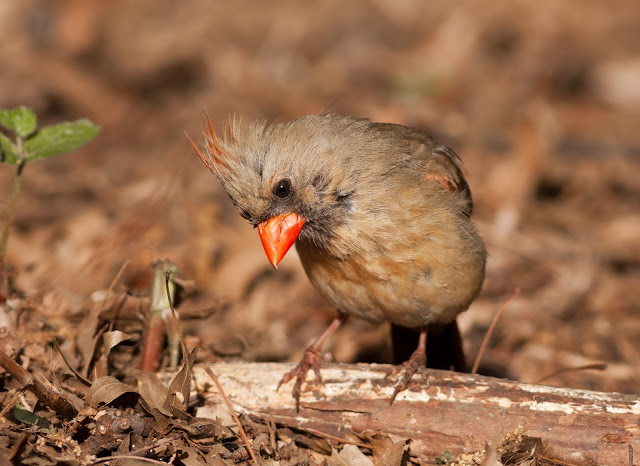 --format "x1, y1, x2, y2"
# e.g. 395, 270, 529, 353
0, 1, 638, 464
